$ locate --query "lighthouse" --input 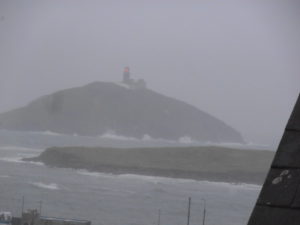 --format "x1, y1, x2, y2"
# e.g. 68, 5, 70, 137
121, 67, 147, 89
123, 67, 130, 84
